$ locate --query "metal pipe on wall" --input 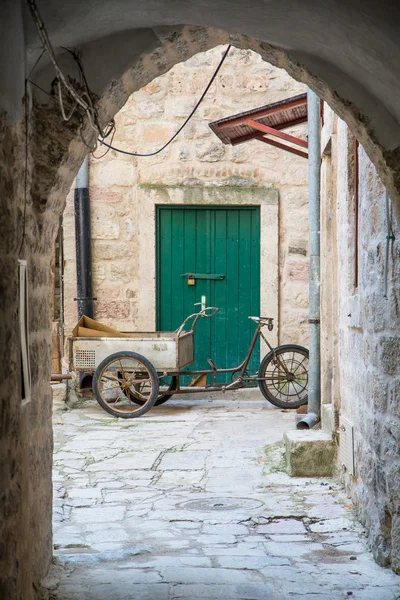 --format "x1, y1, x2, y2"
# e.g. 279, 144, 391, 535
297, 89, 321, 430
74, 155, 94, 319
383, 189, 394, 299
